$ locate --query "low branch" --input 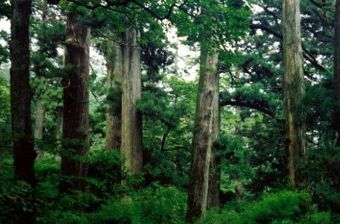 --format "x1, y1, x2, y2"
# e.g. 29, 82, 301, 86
220, 98, 275, 117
